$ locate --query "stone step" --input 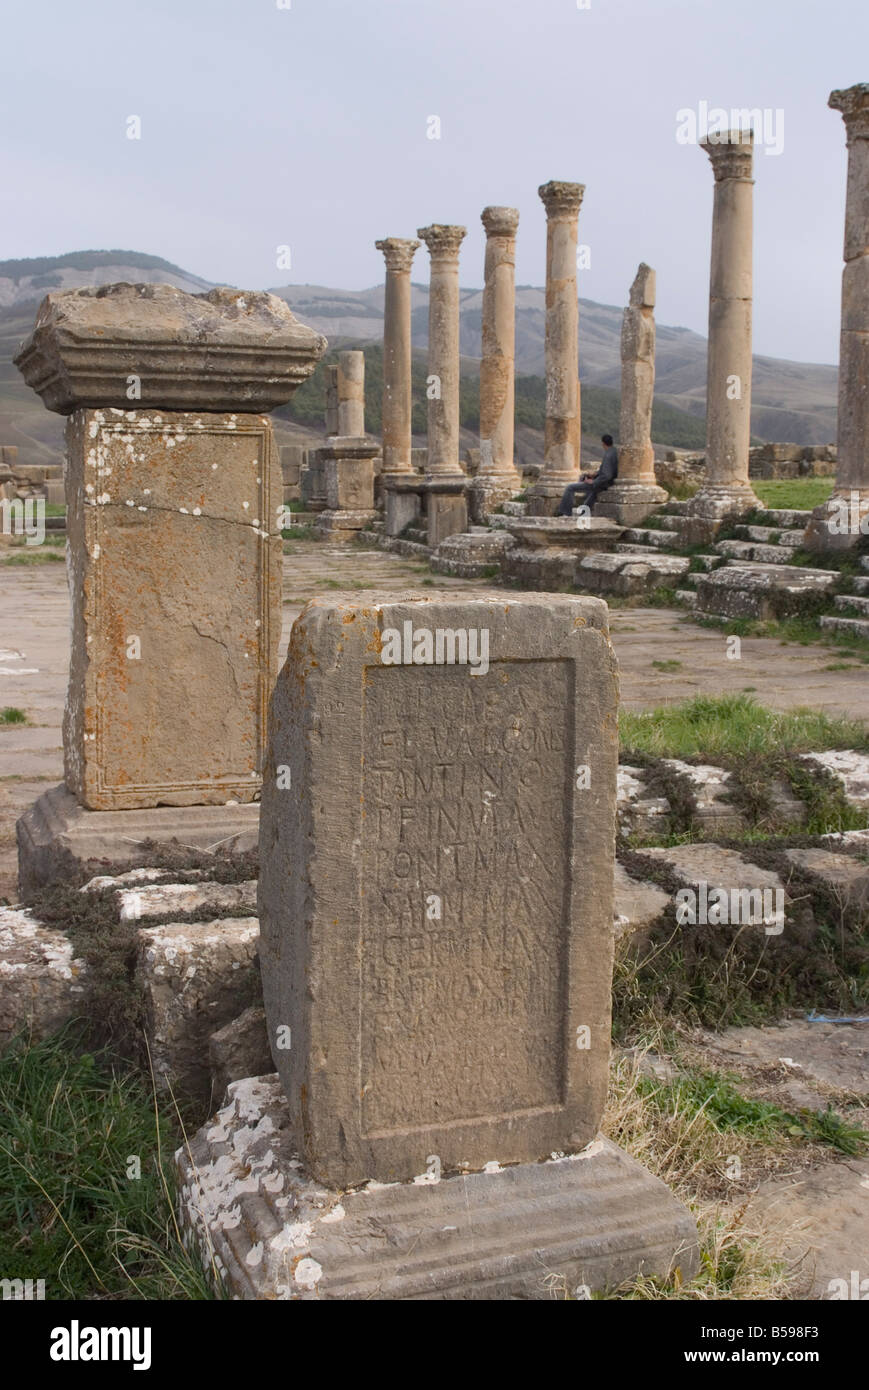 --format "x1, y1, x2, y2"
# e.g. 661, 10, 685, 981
852, 575, 869, 594
862, 556, 869, 573
621, 527, 681, 550
733, 524, 803, 547
695, 563, 835, 620
754, 508, 812, 528
659, 500, 690, 516
714, 538, 795, 564
834, 593, 869, 617
675, 589, 698, 607
819, 614, 869, 639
